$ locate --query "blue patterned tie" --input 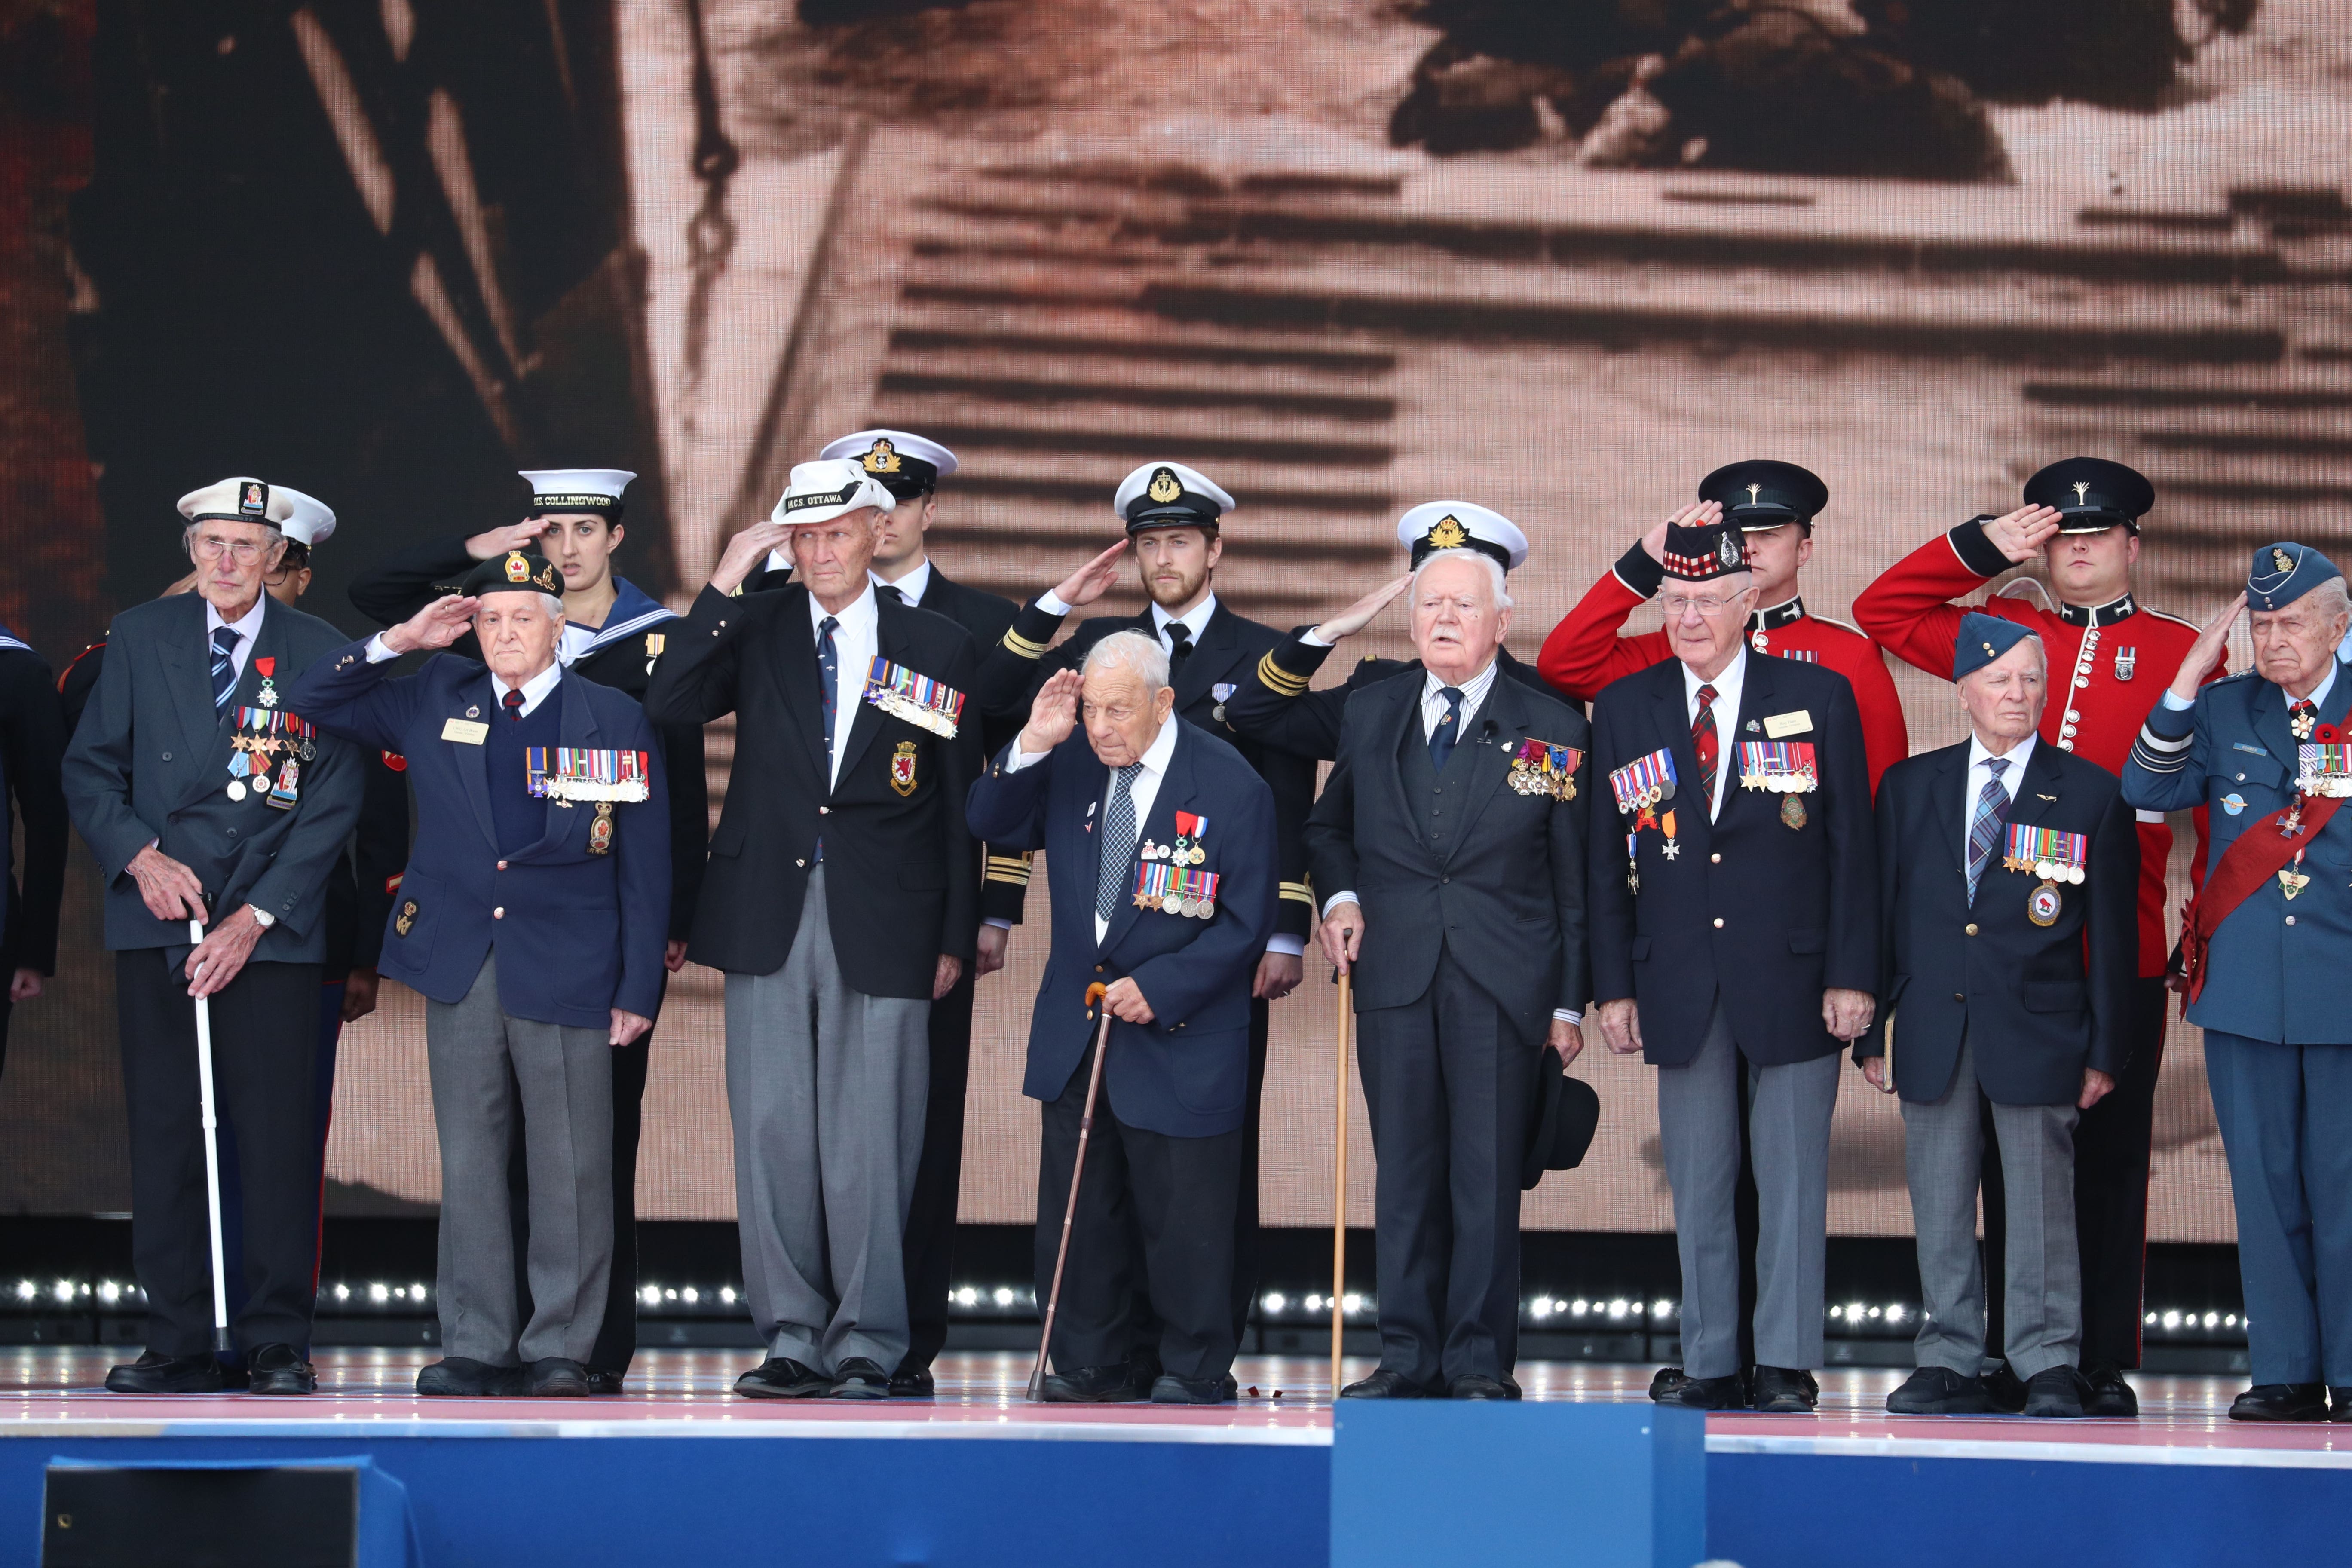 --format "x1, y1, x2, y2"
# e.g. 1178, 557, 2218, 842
1096, 763, 1142, 929
1967, 756, 2012, 906
210, 625, 241, 710
1429, 686, 1464, 769
815, 616, 840, 772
